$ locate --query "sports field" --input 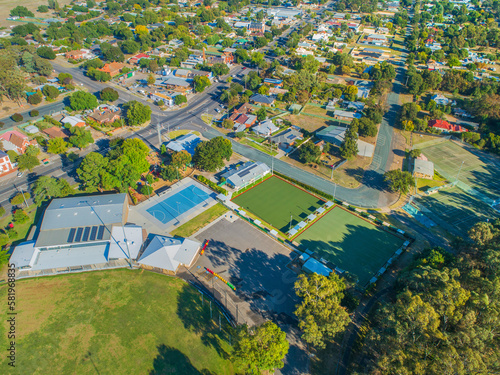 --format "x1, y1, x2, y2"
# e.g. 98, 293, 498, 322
232, 176, 325, 233
0, 270, 233, 374
295, 206, 405, 286
421, 140, 500, 201
417, 186, 499, 233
